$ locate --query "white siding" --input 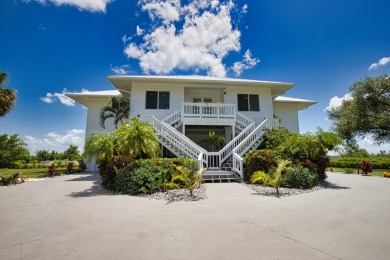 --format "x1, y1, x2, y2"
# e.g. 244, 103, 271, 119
273, 103, 299, 133
130, 82, 185, 119
85, 97, 117, 171
224, 86, 273, 126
